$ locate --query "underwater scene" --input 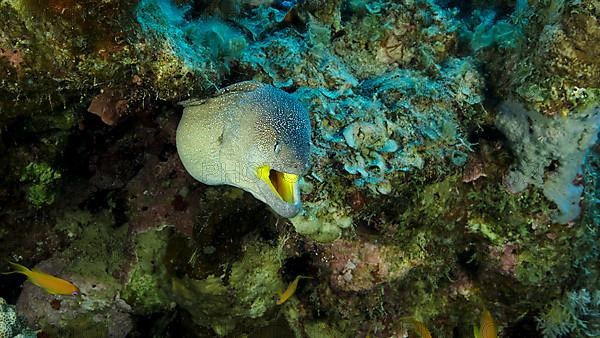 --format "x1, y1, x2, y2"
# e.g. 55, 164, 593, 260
0, 0, 599, 337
